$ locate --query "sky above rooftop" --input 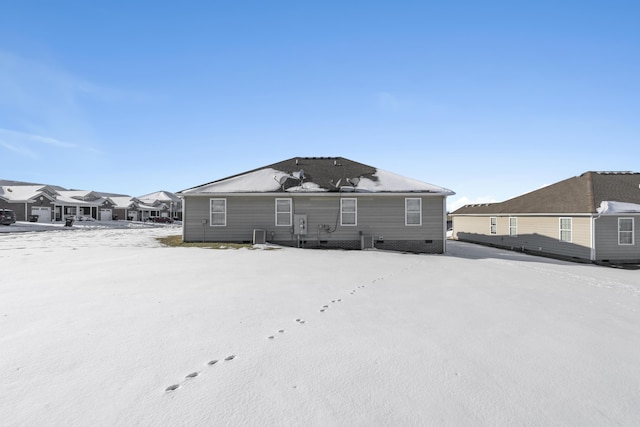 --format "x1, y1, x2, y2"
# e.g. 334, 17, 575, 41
1, 1, 638, 209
